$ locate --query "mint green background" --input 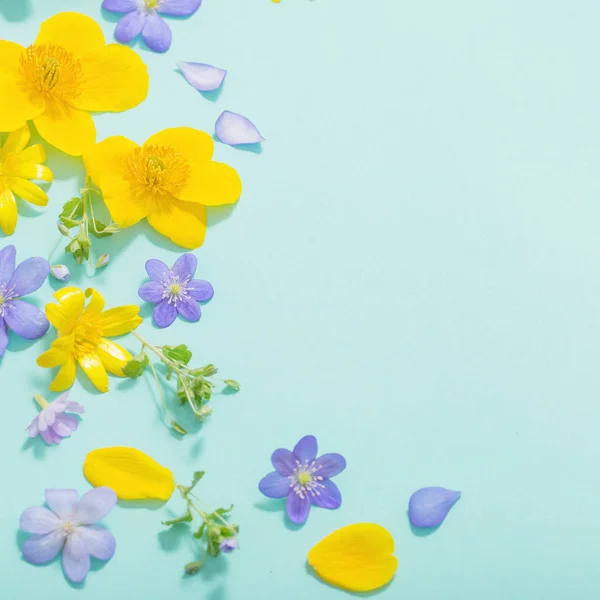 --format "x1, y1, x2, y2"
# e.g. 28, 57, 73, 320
2, 0, 600, 598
